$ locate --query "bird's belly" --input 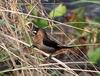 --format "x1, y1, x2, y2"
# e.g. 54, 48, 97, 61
38, 44, 55, 53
